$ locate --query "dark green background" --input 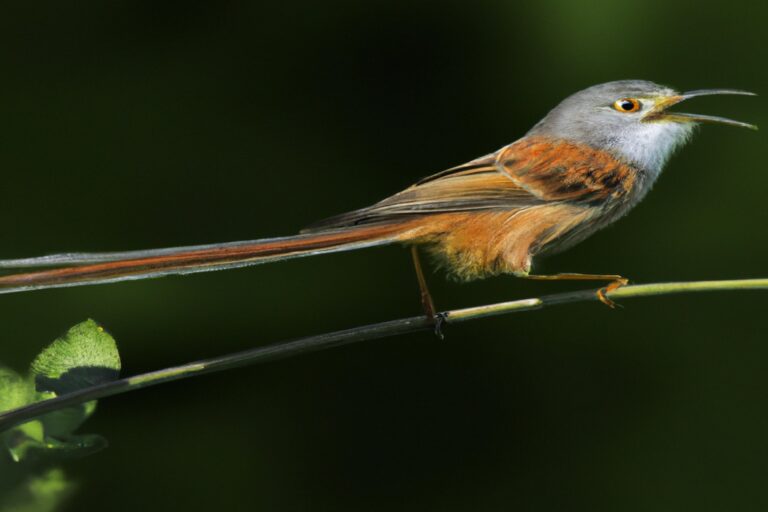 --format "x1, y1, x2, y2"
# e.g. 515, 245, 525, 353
1, 1, 767, 510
